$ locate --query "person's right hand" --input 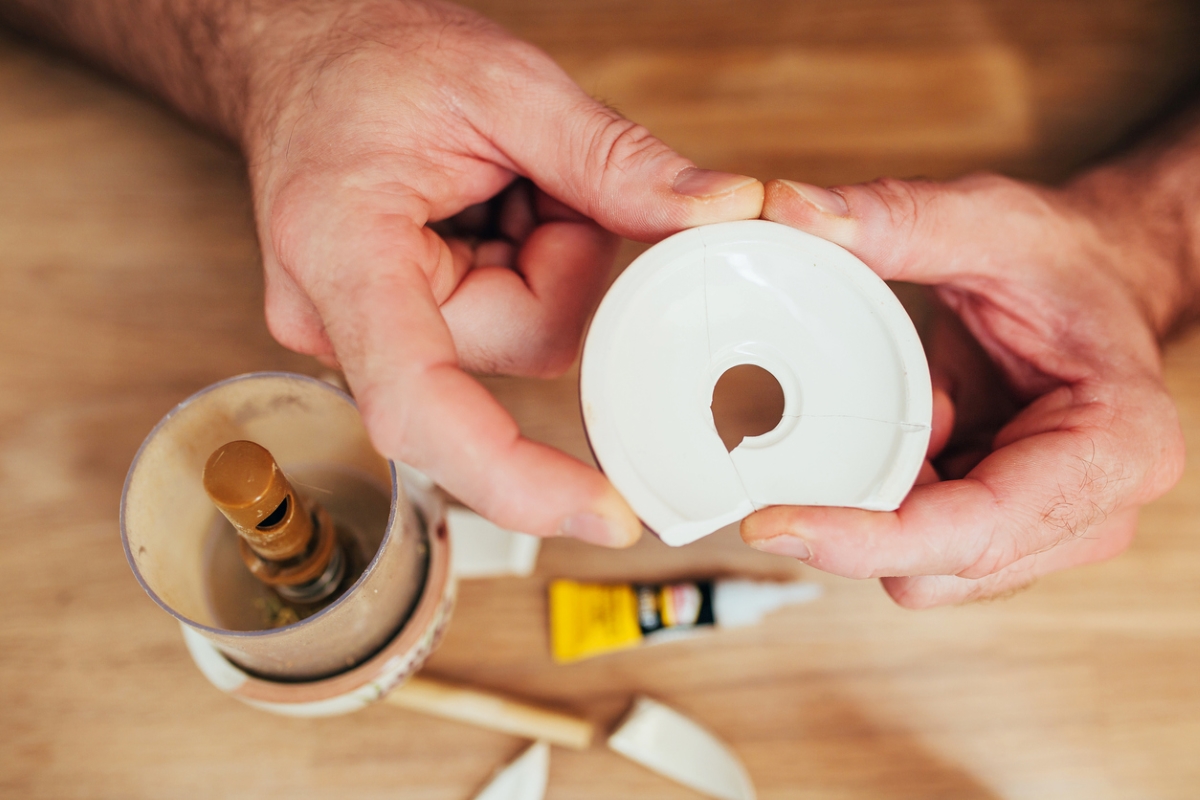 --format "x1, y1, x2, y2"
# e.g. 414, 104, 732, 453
741, 171, 1188, 607
236, 1, 764, 546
